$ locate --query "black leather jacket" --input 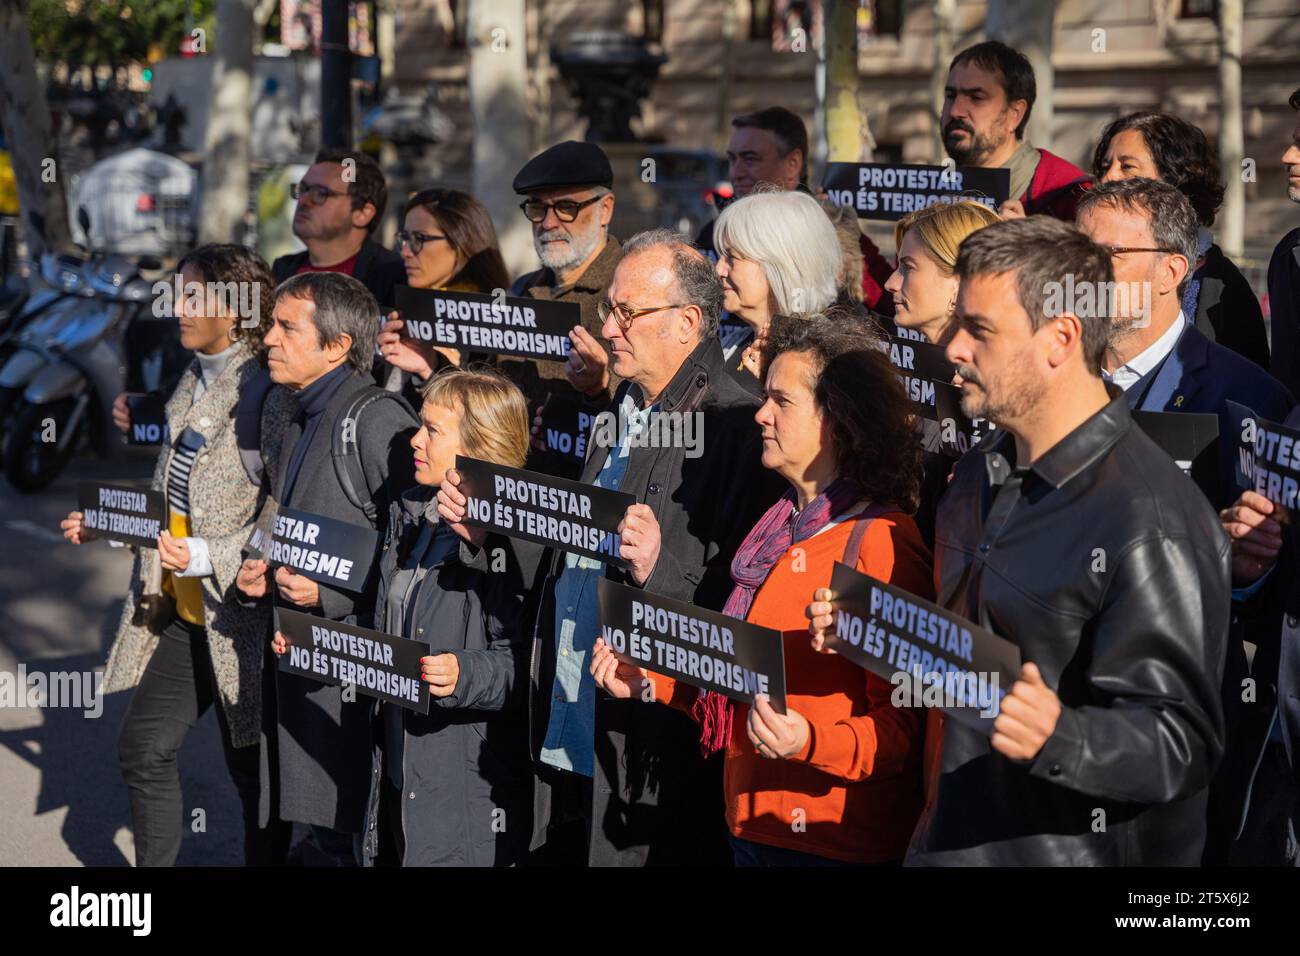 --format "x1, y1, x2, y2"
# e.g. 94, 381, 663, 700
907, 389, 1231, 866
